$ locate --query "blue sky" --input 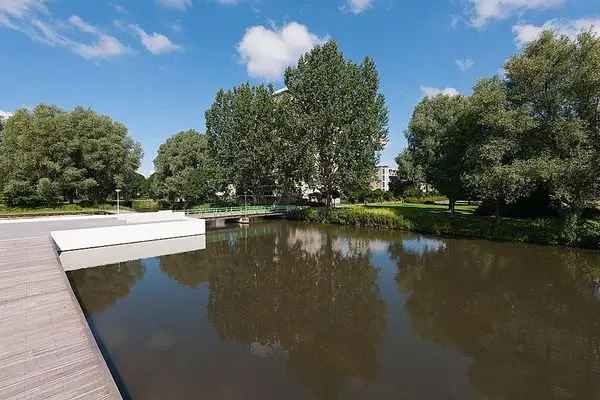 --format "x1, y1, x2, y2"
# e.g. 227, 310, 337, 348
1, 0, 598, 175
